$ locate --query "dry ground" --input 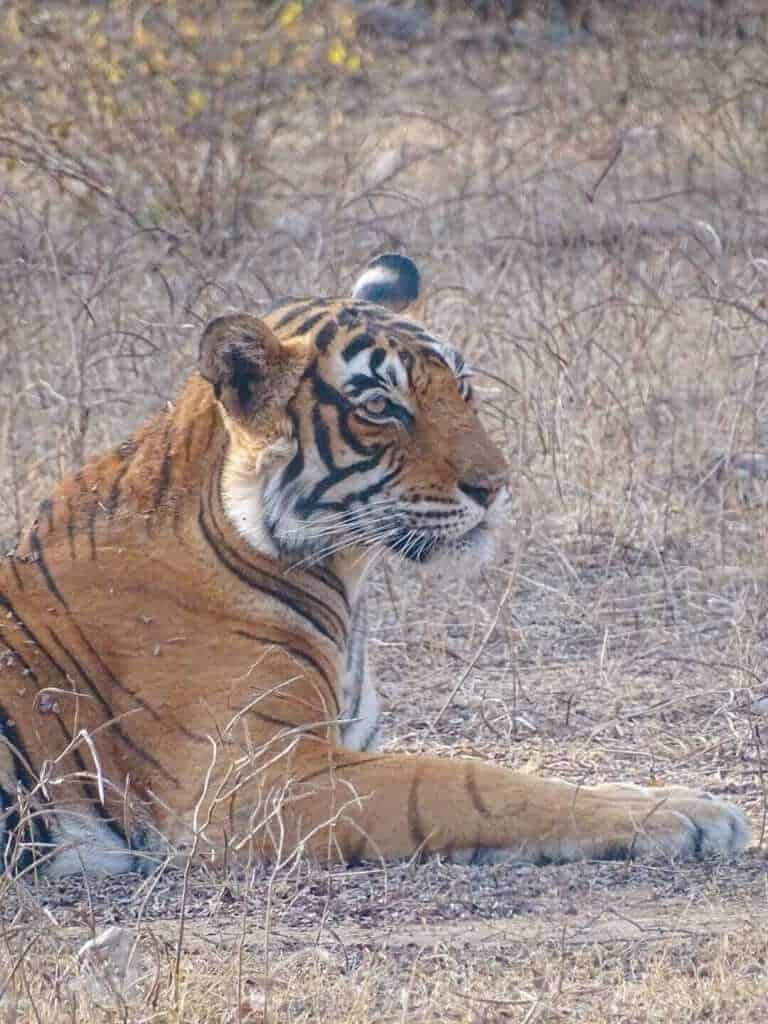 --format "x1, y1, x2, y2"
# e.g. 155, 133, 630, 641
2, 1, 768, 1020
